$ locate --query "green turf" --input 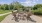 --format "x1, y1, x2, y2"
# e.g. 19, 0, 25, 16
0, 14, 9, 22
0, 10, 11, 14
